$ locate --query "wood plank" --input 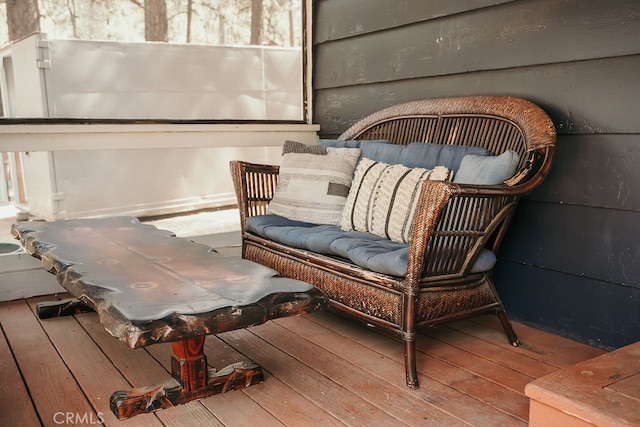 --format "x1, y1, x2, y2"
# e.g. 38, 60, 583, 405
75, 312, 222, 426
200, 334, 340, 427
0, 294, 619, 427
260, 316, 474, 426
413, 327, 535, 394
417, 318, 560, 380
526, 341, 640, 426
607, 373, 640, 401
218, 325, 407, 426
203, 392, 283, 427
25, 297, 162, 427
292, 311, 526, 426
0, 321, 41, 427
0, 299, 96, 427
527, 399, 593, 427
232, 373, 344, 427
470, 315, 606, 367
